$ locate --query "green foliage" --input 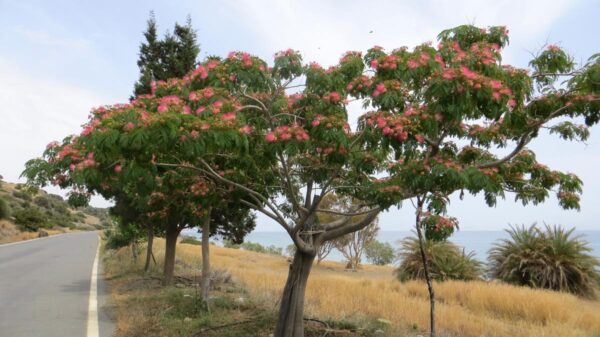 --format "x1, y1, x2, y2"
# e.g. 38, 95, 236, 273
422, 214, 459, 242
104, 221, 144, 250
133, 13, 200, 97
365, 240, 395, 265
223, 239, 240, 249
180, 236, 201, 245
240, 242, 283, 256
0, 197, 10, 219
13, 207, 48, 231
12, 190, 32, 202
488, 224, 600, 297
396, 236, 483, 282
